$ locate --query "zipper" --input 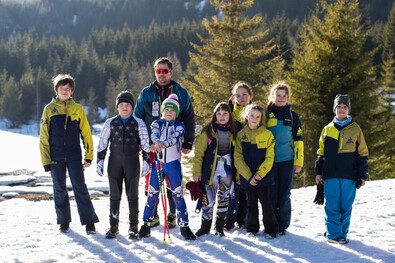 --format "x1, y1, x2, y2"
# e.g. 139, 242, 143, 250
339, 130, 343, 151
164, 121, 169, 162
63, 101, 68, 149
